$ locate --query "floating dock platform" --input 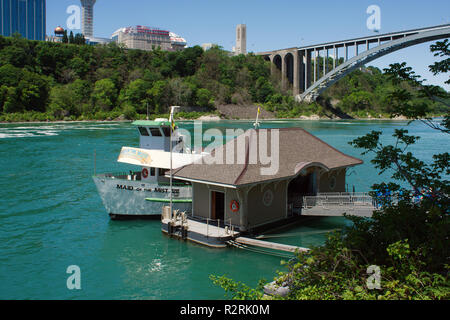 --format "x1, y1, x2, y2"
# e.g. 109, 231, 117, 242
161, 216, 239, 248
161, 209, 309, 254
